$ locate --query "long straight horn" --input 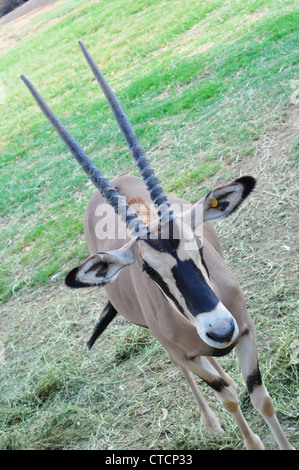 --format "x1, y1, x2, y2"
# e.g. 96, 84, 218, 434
20, 75, 147, 238
78, 41, 173, 224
